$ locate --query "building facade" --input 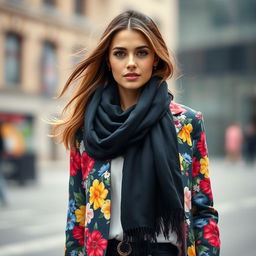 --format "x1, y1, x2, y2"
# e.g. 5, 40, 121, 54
0, 0, 178, 162
177, 0, 256, 156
